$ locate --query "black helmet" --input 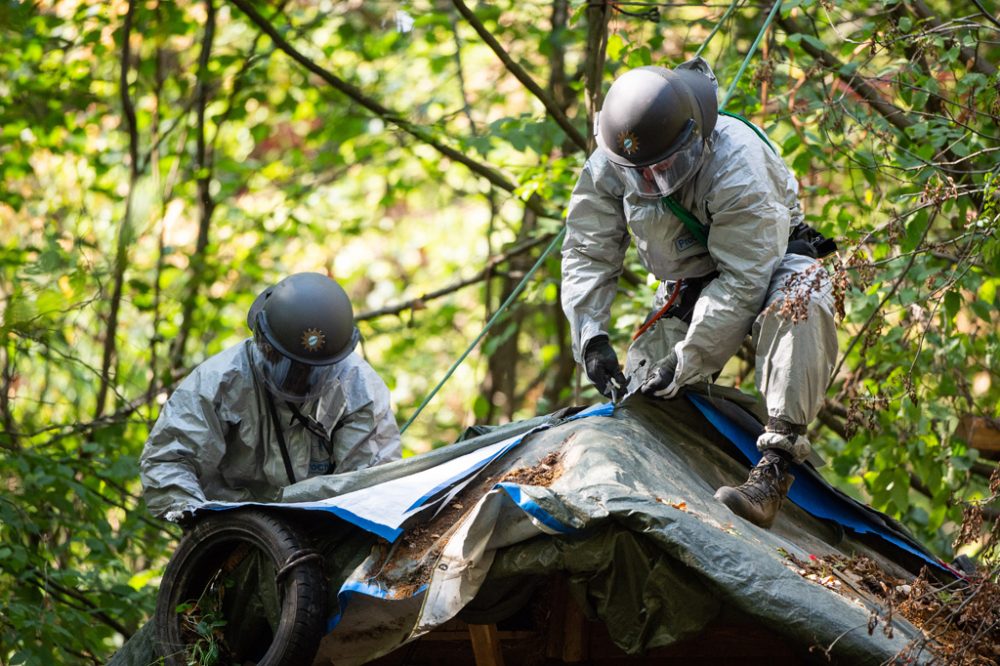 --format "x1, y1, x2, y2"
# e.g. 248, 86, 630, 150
596, 65, 718, 196
247, 272, 360, 402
